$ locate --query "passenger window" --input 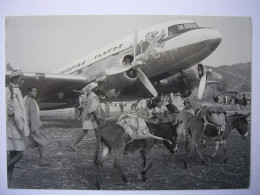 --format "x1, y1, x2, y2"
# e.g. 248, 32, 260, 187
122, 55, 133, 65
